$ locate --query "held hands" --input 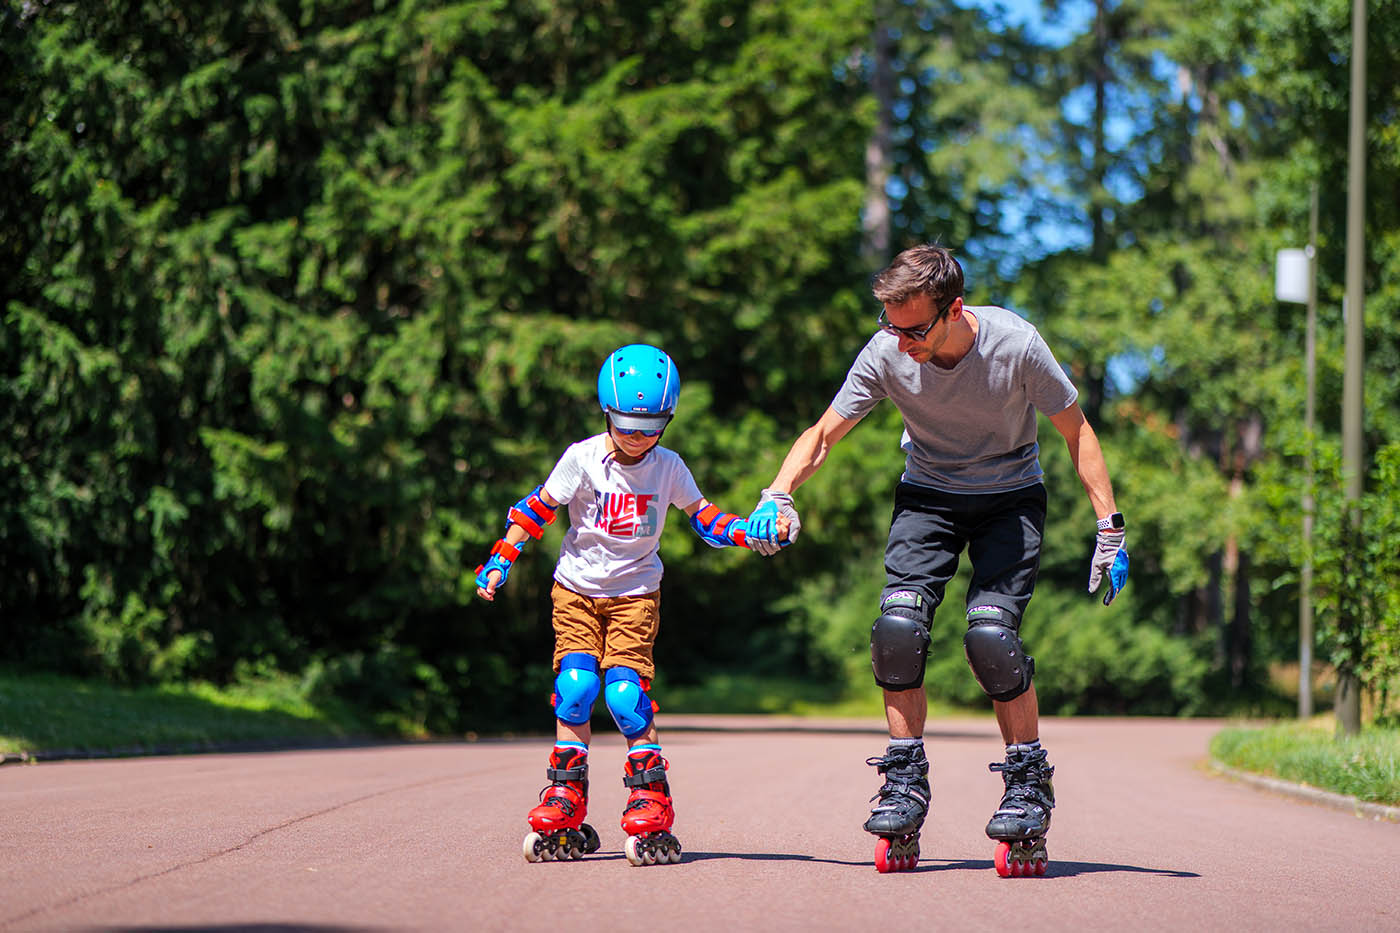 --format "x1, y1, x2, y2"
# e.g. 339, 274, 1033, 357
746, 488, 801, 557
1088, 527, 1129, 606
